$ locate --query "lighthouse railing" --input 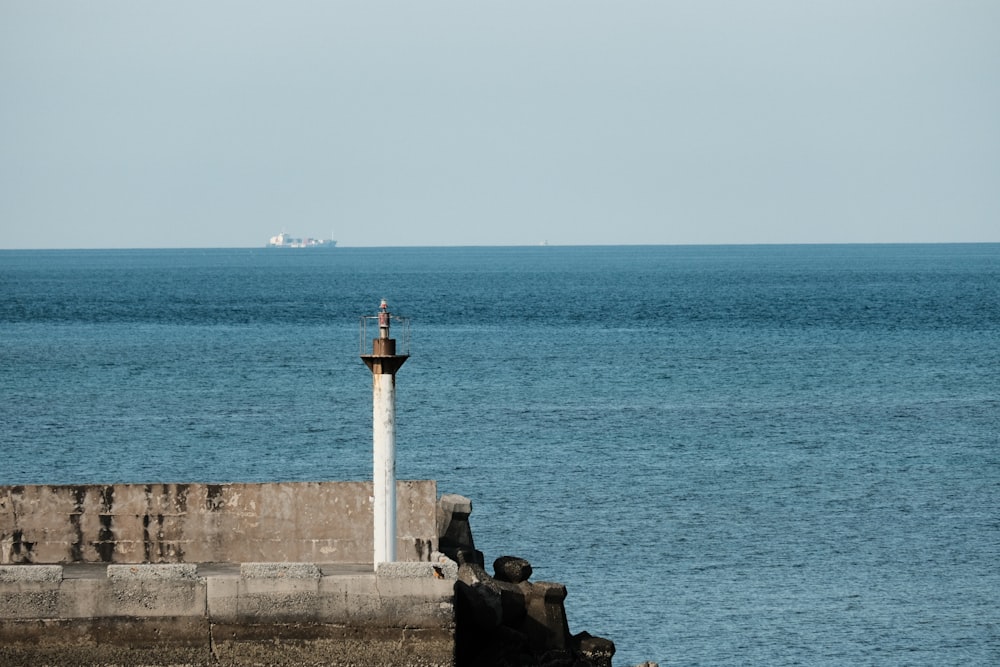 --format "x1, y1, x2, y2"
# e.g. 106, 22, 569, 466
359, 314, 410, 356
